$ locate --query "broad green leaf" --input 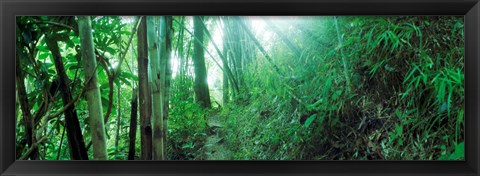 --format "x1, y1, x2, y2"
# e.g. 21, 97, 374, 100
72, 37, 80, 44
395, 124, 403, 137
452, 142, 465, 159
113, 78, 121, 87
332, 90, 342, 100
100, 82, 110, 89
38, 53, 50, 60
36, 45, 49, 52
437, 81, 446, 103
66, 40, 75, 48
105, 46, 116, 54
